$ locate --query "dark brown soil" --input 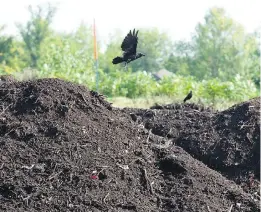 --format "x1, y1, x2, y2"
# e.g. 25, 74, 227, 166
123, 99, 260, 197
0, 78, 260, 211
